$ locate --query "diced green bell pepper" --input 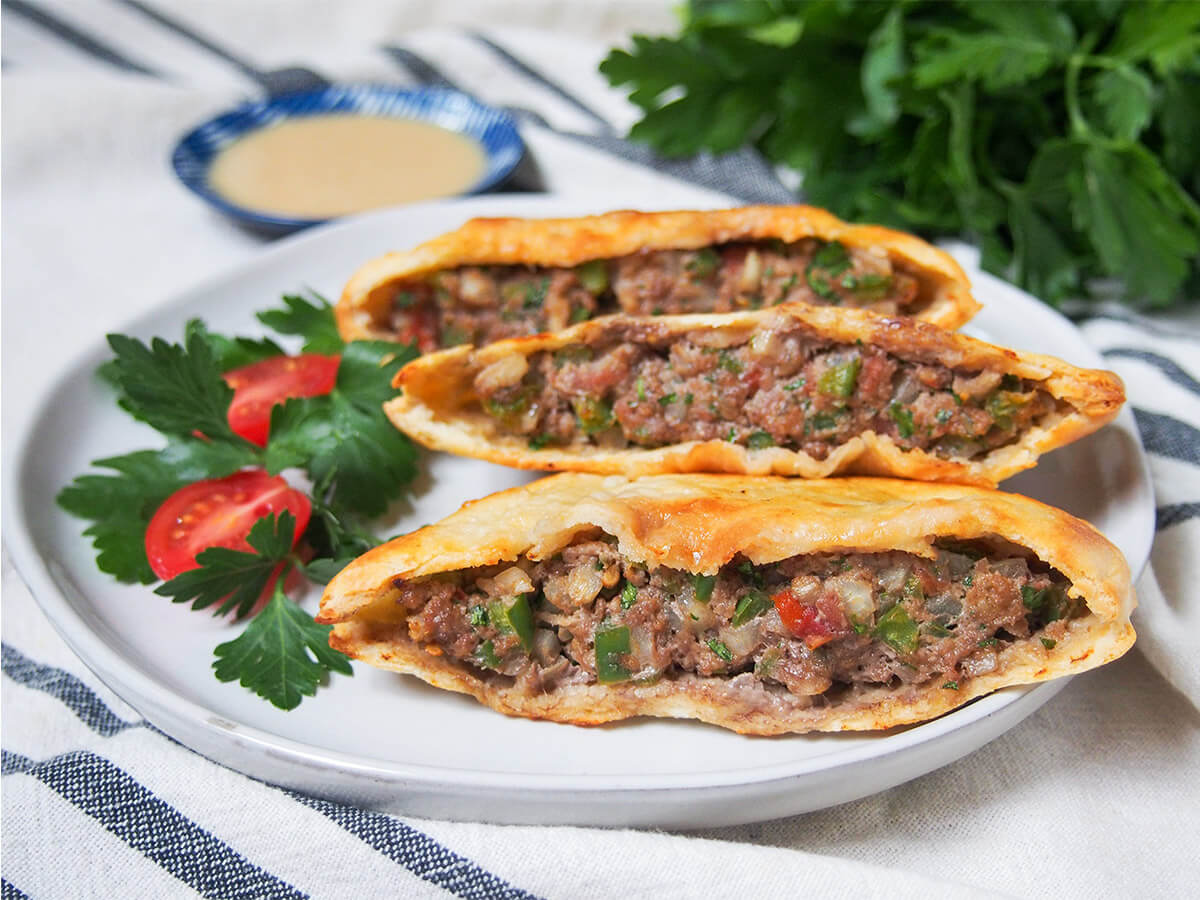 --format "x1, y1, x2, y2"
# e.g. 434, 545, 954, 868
747, 430, 775, 450
707, 638, 733, 661
808, 411, 842, 432
474, 640, 501, 669
483, 386, 534, 426
594, 623, 631, 683
731, 588, 772, 626
889, 402, 915, 438
840, 272, 893, 300
873, 604, 919, 654
576, 259, 609, 295
572, 395, 615, 434
487, 594, 535, 651
818, 358, 861, 398
568, 396, 614, 434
